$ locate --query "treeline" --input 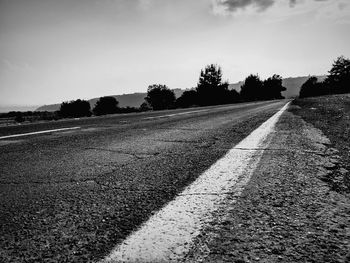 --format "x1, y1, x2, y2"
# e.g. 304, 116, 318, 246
299, 56, 350, 98
7, 55, 349, 123
1, 99, 141, 124
143, 64, 286, 110
0, 111, 59, 124
5, 63, 288, 123
53, 64, 287, 119
58, 97, 142, 118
